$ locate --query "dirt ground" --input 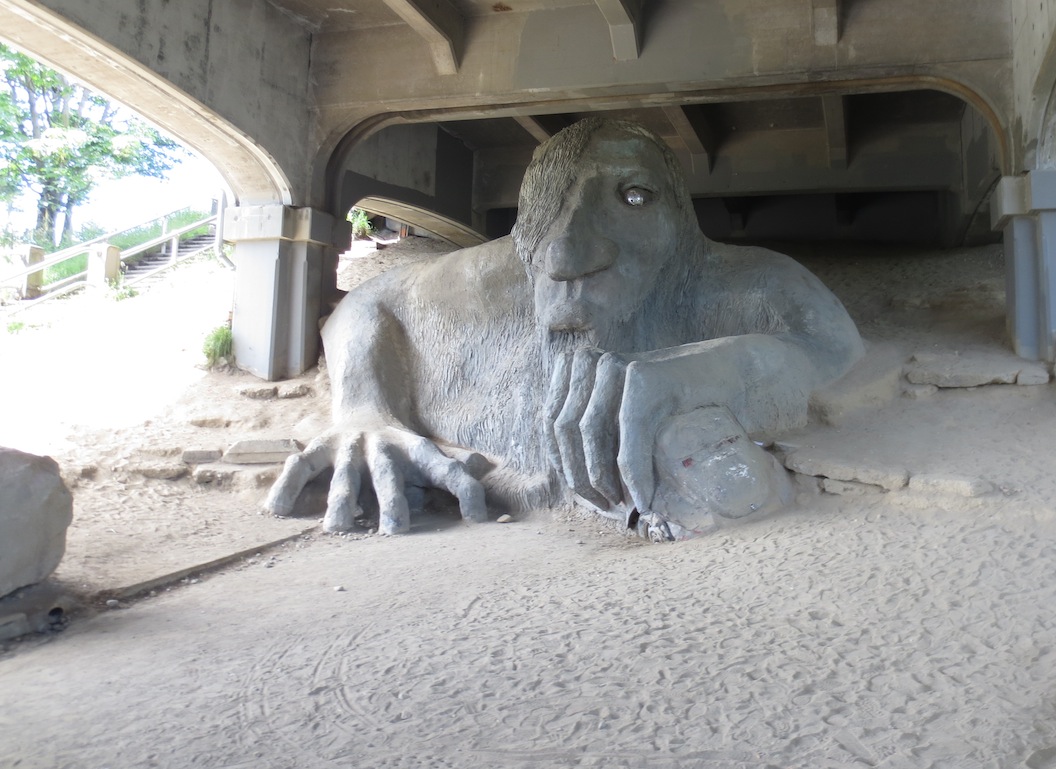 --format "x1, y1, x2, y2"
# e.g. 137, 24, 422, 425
2, 238, 1056, 768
